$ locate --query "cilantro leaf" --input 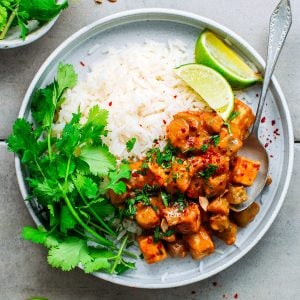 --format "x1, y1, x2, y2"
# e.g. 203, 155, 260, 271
20, 0, 68, 22
6, 118, 41, 163
126, 137, 136, 152
73, 174, 98, 199
21, 226, 48, 244
83, 249, 114, 273
56, 63, 78, 96
79, 145, 116, 176
47, 237, 92, 271
105, 163, 131, 194
60, 205, 77, 233
86, 105, 108, 128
